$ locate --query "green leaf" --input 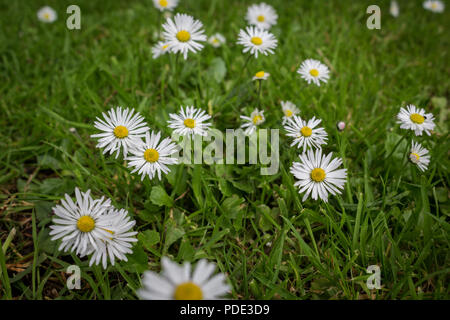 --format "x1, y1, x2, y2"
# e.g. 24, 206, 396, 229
207, 57, 227, 83
138, 230, 160, 250
150, 186, 173, 207
164, 222, 185, 251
